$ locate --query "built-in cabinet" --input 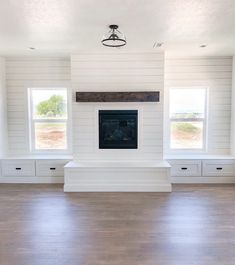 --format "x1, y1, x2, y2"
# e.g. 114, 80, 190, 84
202, 160, 235, 177
168, 158, 235, 182
0, 157, 235, 184
36, 160, 70, 177
1, 159, 35, 177
169, 160, 201, 177
0, 158, 71, 181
